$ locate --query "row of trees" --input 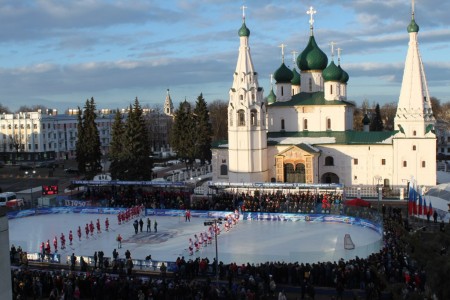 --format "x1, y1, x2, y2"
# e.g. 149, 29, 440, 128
170, 94, 213, 169
76, 97, 152, 180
